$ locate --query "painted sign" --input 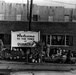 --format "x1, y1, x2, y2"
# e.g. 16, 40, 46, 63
11, 31, 40, 48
